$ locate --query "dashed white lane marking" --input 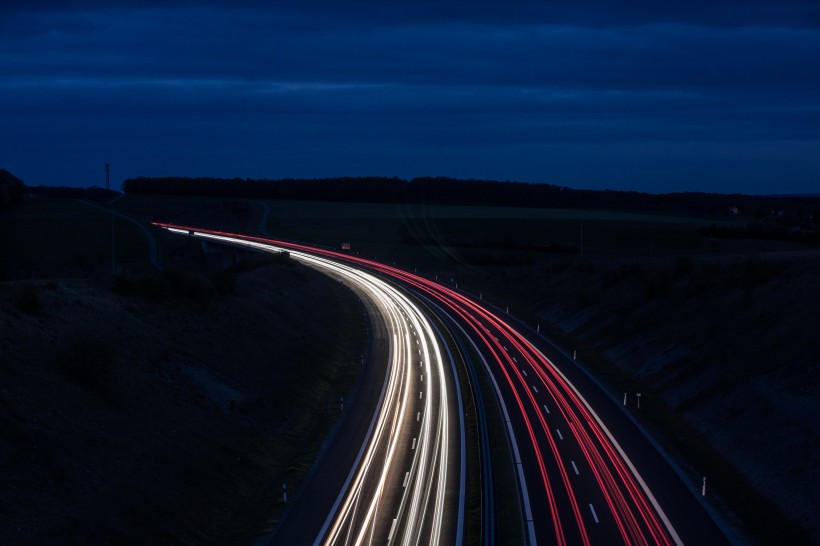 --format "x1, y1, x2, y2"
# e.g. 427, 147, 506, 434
513, 356, 518, 363
403, 472, 410, 487
417, 412, 420, 422
589, 503, 599, 523
420, 374, 424, 382
412, 438, 417, 450
419, 391, 423, 399
532, 385, 539, 393
389, 518, 398, 540
522, 369, 528, 377
571, 461, 579, 475
543, 404, 550, 414
556, 429, 563, 440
